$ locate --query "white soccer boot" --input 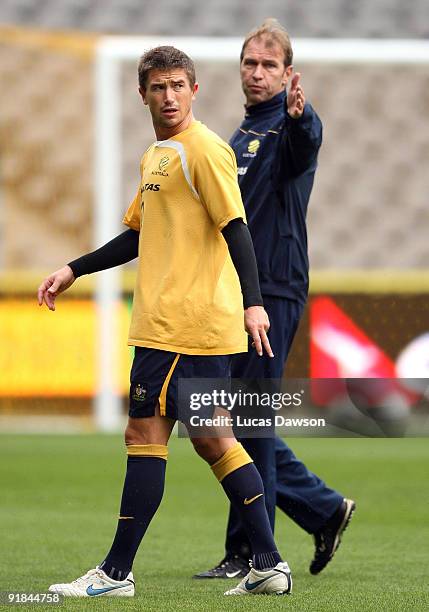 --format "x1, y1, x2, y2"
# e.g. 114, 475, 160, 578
224, 561, 292, 595
49, 566, 135, 597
